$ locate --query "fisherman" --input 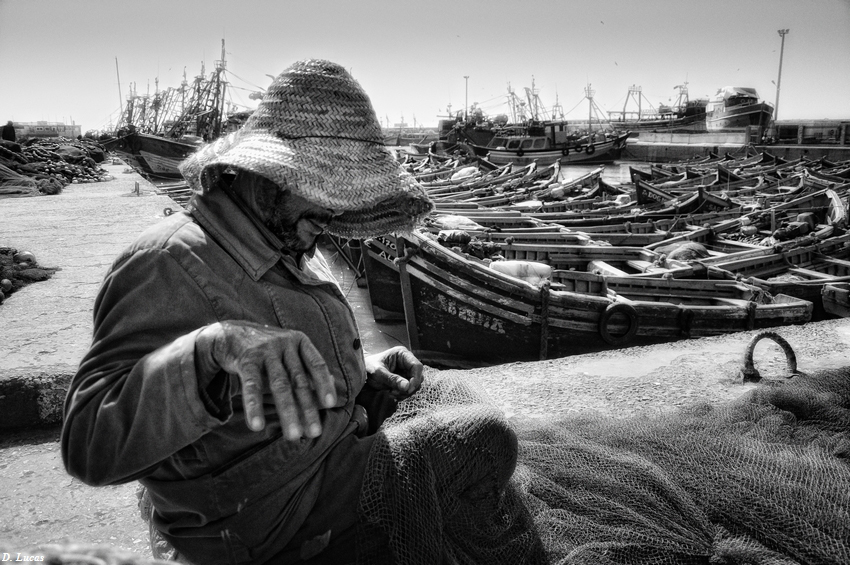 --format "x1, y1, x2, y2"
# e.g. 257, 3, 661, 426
60, 59, 439, 564
1, 120, 16, 142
